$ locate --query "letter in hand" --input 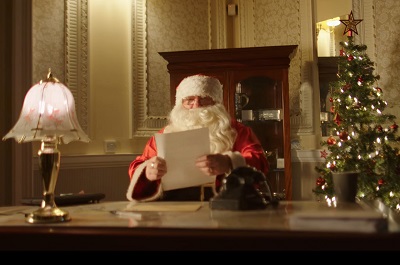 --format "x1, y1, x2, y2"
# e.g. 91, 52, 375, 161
195, 154, 232, 176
